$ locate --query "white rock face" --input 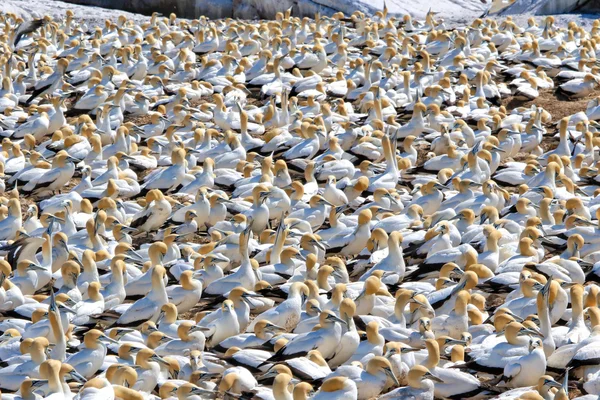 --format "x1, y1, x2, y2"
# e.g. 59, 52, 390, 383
2, 0, 148, 25
300, 0, 487, 20
197, 0, 233, 19
497, 0, 600, 15
241, 0, 488, 20
1, 0, 489, 22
